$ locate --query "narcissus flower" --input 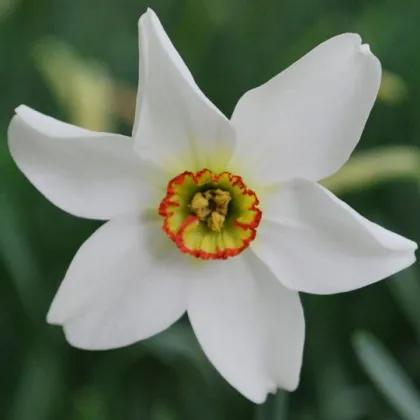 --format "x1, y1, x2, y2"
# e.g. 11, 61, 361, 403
8, 9, 417, 403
